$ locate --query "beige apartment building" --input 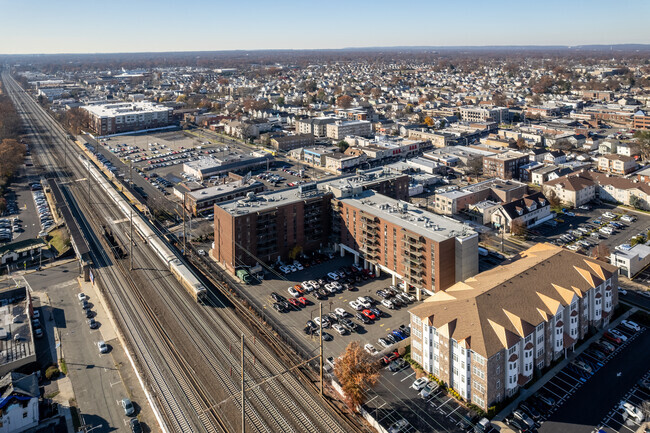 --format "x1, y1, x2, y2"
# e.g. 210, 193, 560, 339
326, 120, 372, 140
410, 243, 618, 410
